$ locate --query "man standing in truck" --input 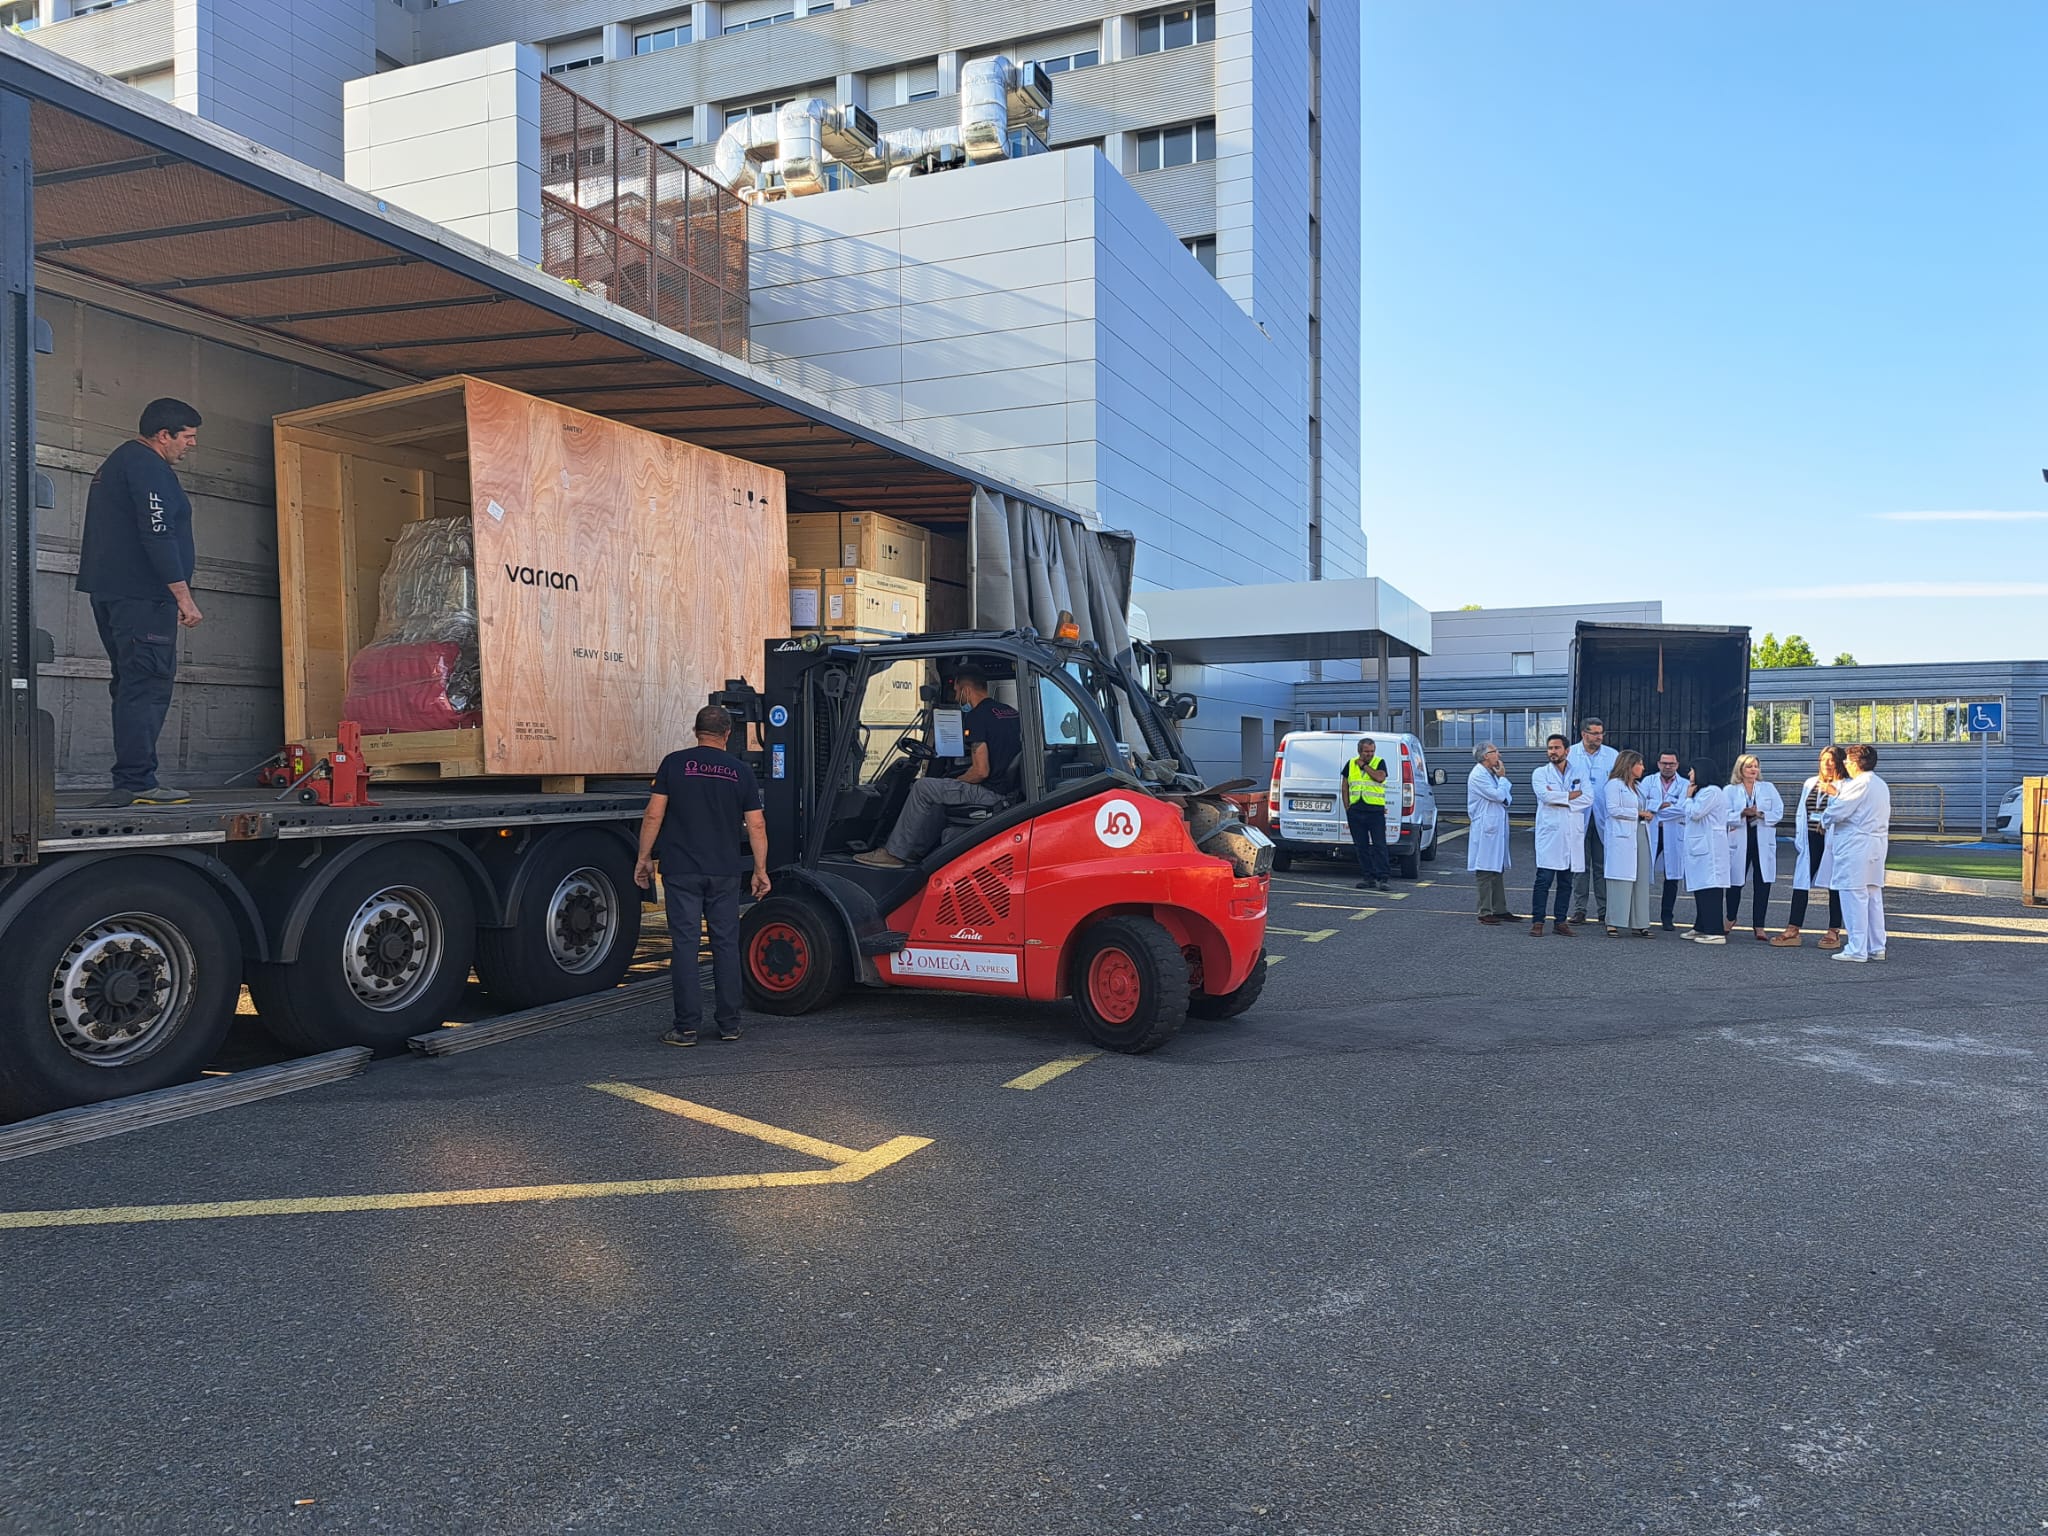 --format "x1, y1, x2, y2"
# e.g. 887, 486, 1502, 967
75, 398, 205, 807
636, 704, 773, 1047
